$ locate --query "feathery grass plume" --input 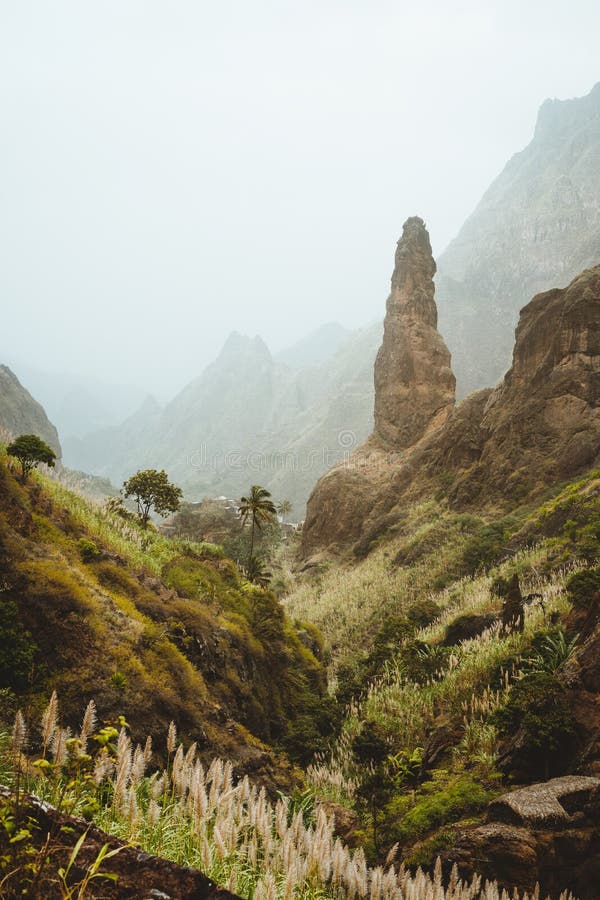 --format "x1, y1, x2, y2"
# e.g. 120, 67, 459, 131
143, 734, 153, 765
166, 720, 177, 755
41, 690, 59, 756
11, 709, 27, 754
78, 699, 96, 752
50, 726, 70, 767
